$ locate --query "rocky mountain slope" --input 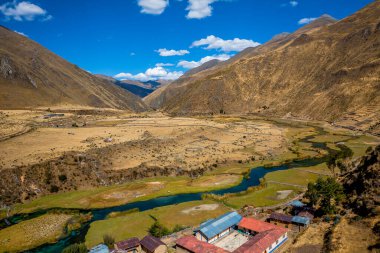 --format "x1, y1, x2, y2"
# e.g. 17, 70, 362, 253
151, 2, 380, 133
0, 26, 148, 111
143, 59, 221, 109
